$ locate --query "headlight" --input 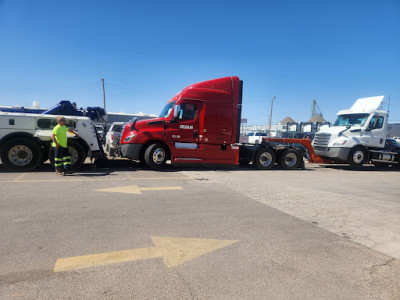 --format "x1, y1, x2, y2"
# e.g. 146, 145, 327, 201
332, 140, 347, 146
124, 134, 137, 142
